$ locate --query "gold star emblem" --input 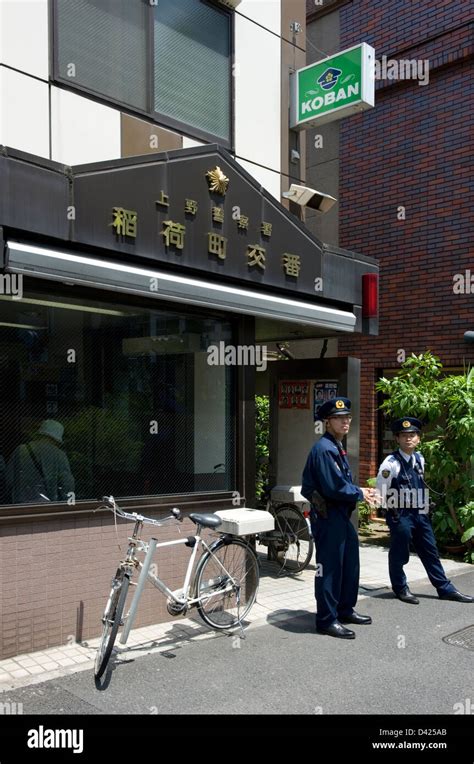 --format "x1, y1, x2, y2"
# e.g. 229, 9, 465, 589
402, 420, 411, 428
206, 166, 229, 196
335, 400, 345, 409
